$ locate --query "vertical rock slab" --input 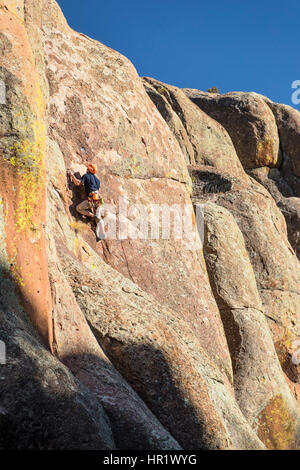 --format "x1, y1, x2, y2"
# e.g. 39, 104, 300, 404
202, 201, 300, 449
45, 137, 181, 450
23, 0, 232, 376
147, 79, 300, 401
47, 247, 181, 450
265, 101, 300, 180
183, 88, 300, 263
44, 132, 260, 449
0, 0, 52, 344
0, 213, 115, 449
190, 166, 300, 403
249, 166, 300, 259
3, 0, 298, 450
255, 101, 300, 257
0, 1, 182, 449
